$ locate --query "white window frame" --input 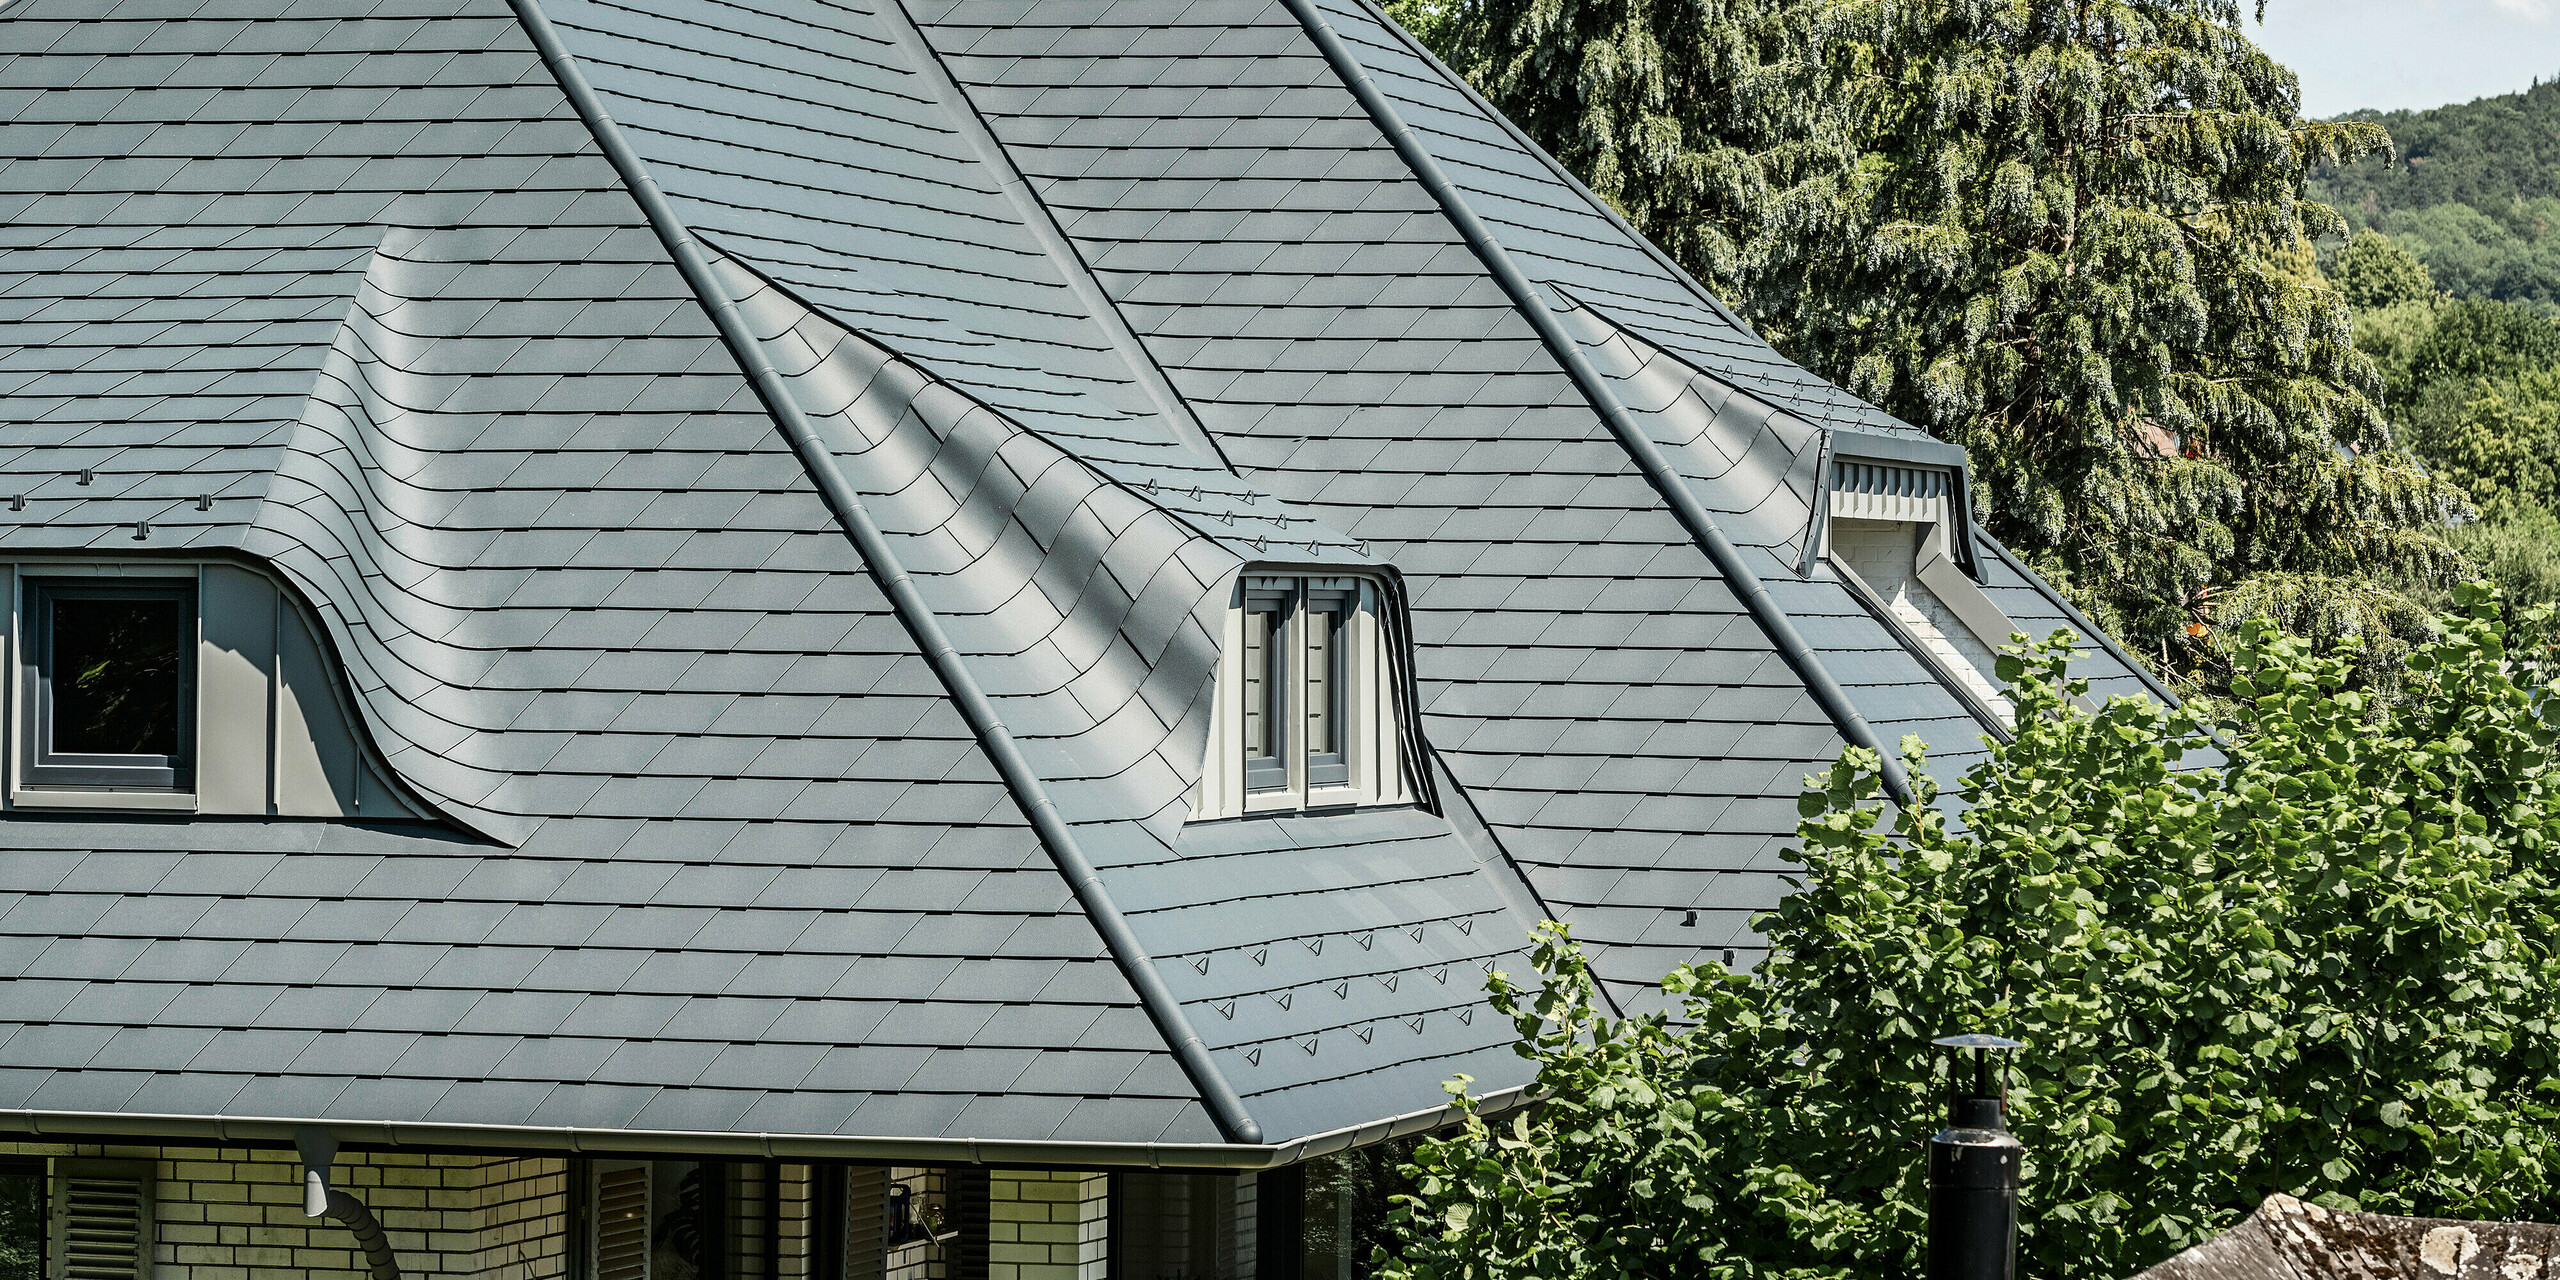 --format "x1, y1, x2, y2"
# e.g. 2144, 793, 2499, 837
1194, 573, 1410, 819
1820, 458, 2092, 730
